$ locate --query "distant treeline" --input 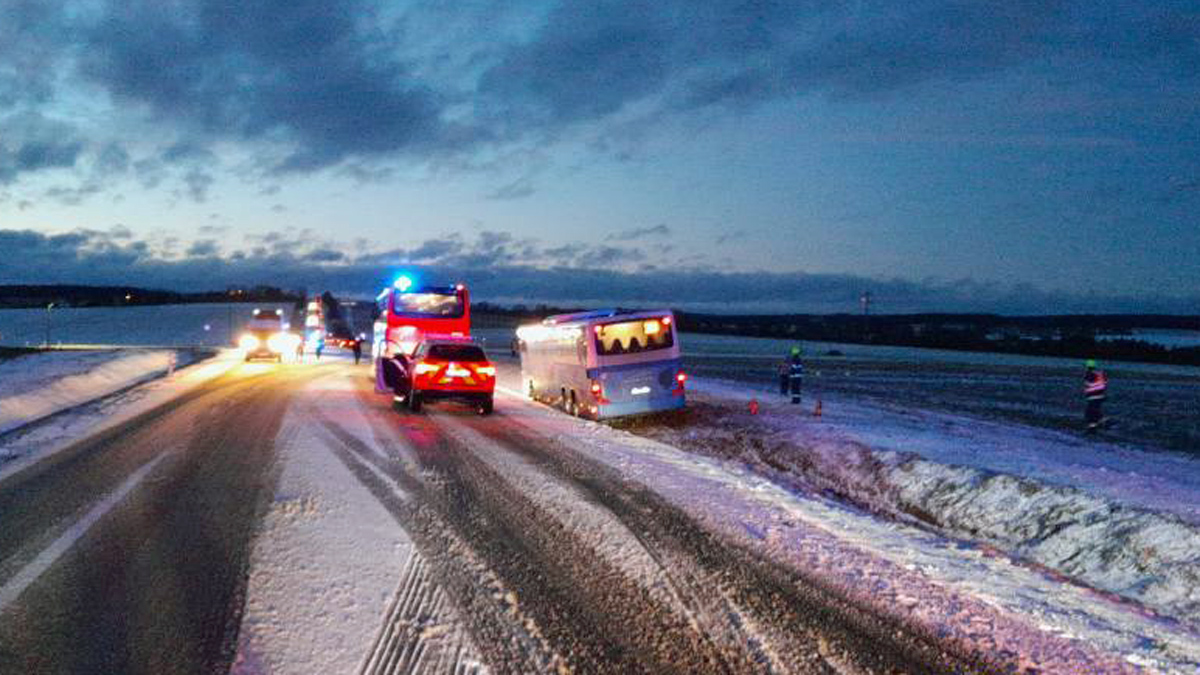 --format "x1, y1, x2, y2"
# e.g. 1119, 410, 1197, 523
675, 312, 1200, 366
0, 285, 301, 309
473, 303, 1200, 367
